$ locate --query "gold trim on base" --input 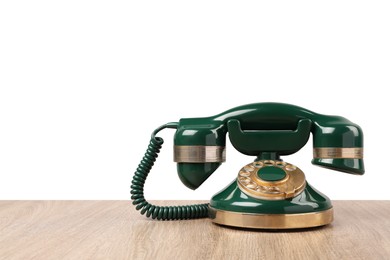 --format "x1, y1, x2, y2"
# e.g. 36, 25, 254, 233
209, 207, 333, 229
